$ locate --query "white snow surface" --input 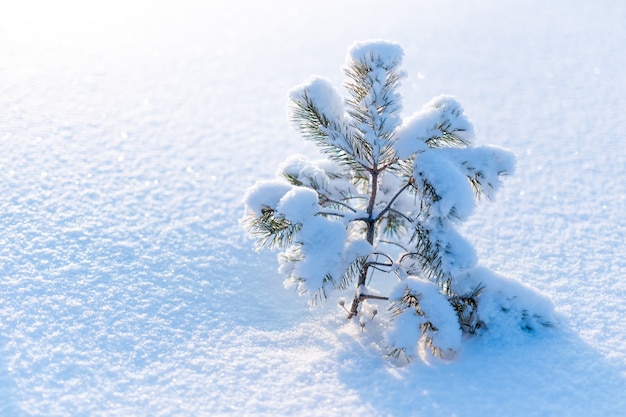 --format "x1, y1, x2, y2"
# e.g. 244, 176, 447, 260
1, 0, 625, 416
